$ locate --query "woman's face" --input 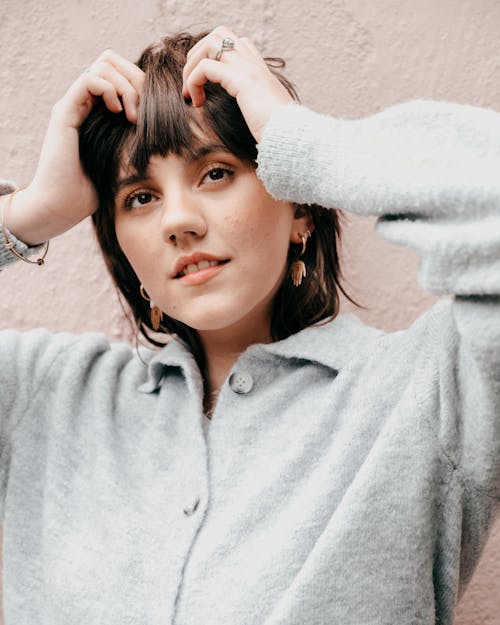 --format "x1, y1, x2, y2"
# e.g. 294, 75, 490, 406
114, 141, 310, 343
